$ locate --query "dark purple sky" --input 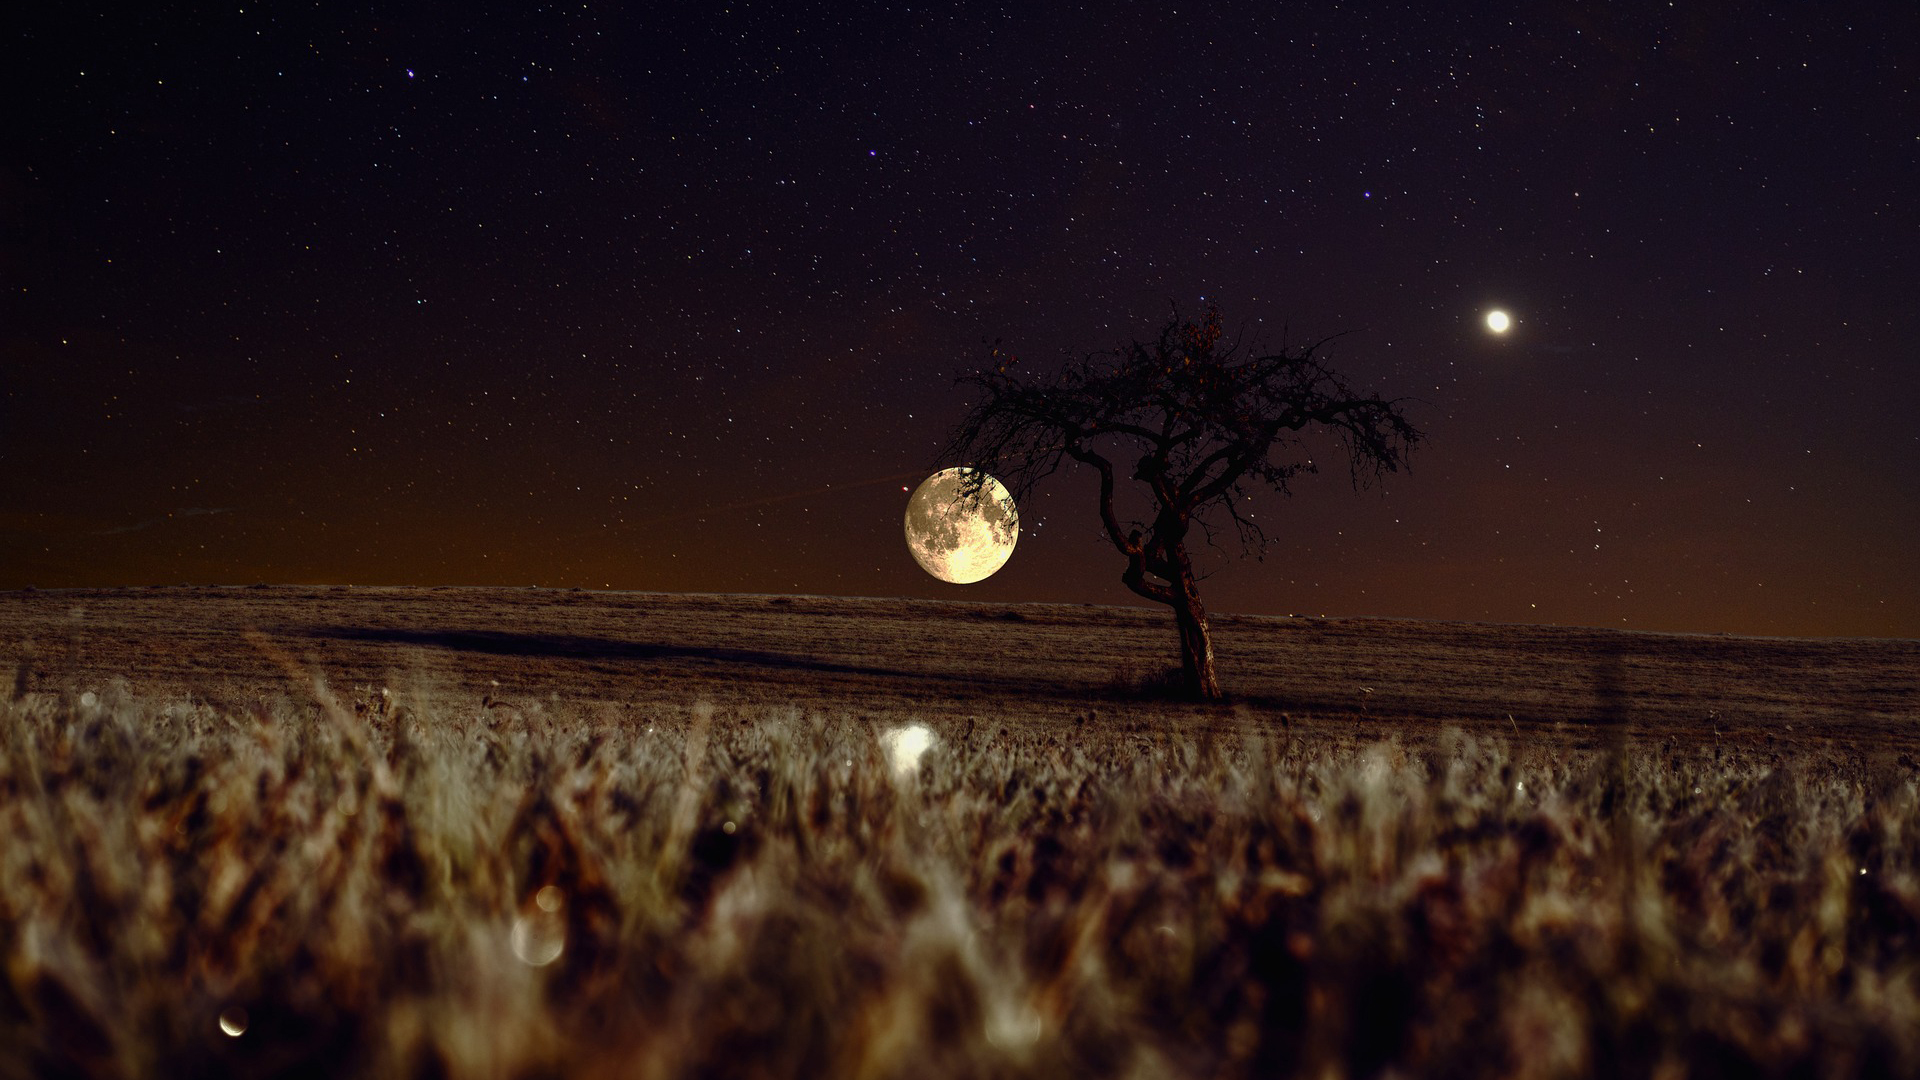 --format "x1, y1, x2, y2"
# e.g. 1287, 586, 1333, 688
5, 3, 1916, 637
